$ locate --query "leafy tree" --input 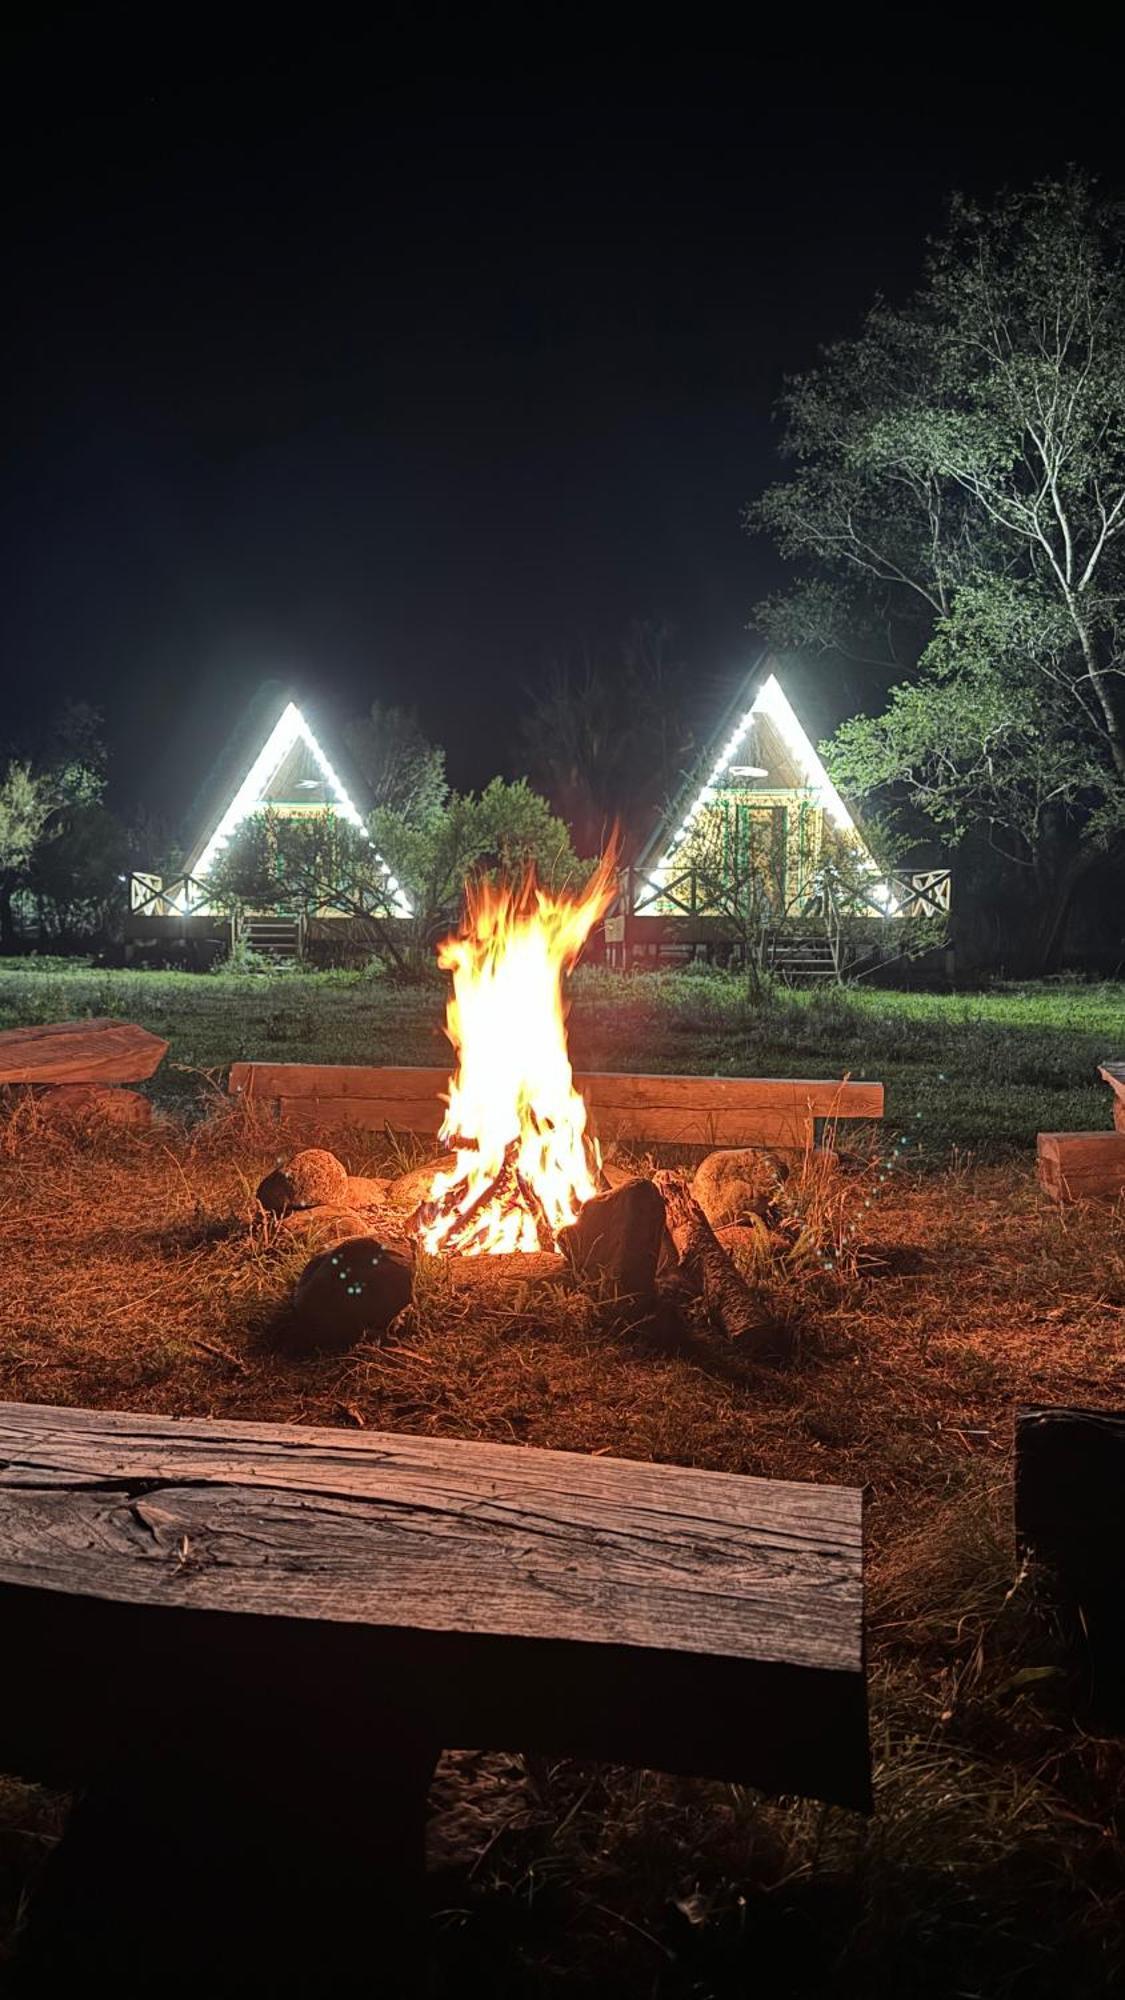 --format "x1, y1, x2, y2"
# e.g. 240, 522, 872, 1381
0, 705, 117, 948
206, 779, 582, 975
205, 810, 410, 968
752, 174, 1125, 964
344, 702, 448, 827
0, 763, 53, 949
372, 777, 584, 967
28, 801, 129, 945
